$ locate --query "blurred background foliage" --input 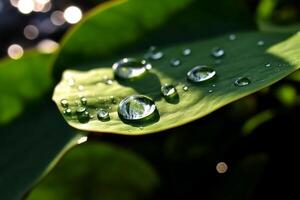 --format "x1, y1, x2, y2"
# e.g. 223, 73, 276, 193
0, 0, 300, 199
